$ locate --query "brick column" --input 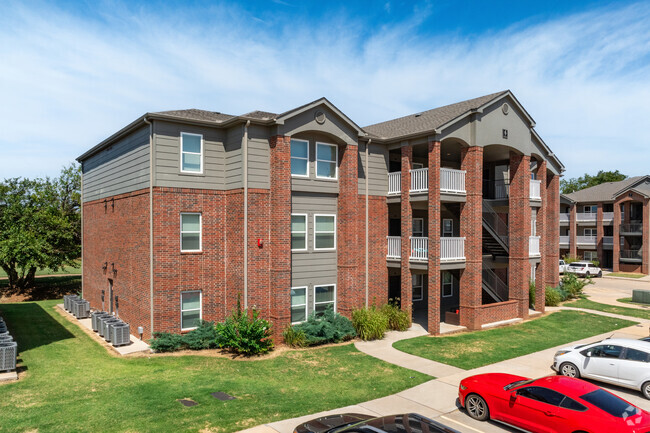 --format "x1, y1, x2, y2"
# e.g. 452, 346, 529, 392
400, 144, 413, 315
459, 146, 482, 330
613, 200, 621, 272
535, 161, 547, 312
569, 204, 577, 258
338, 144, 360, 314
597, 203, 604, 266
643, 199, 649, 274
269, 136, 292, 341
544, 172, 560, 289
427, 140, 441, 334
508, 152, 531, 319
